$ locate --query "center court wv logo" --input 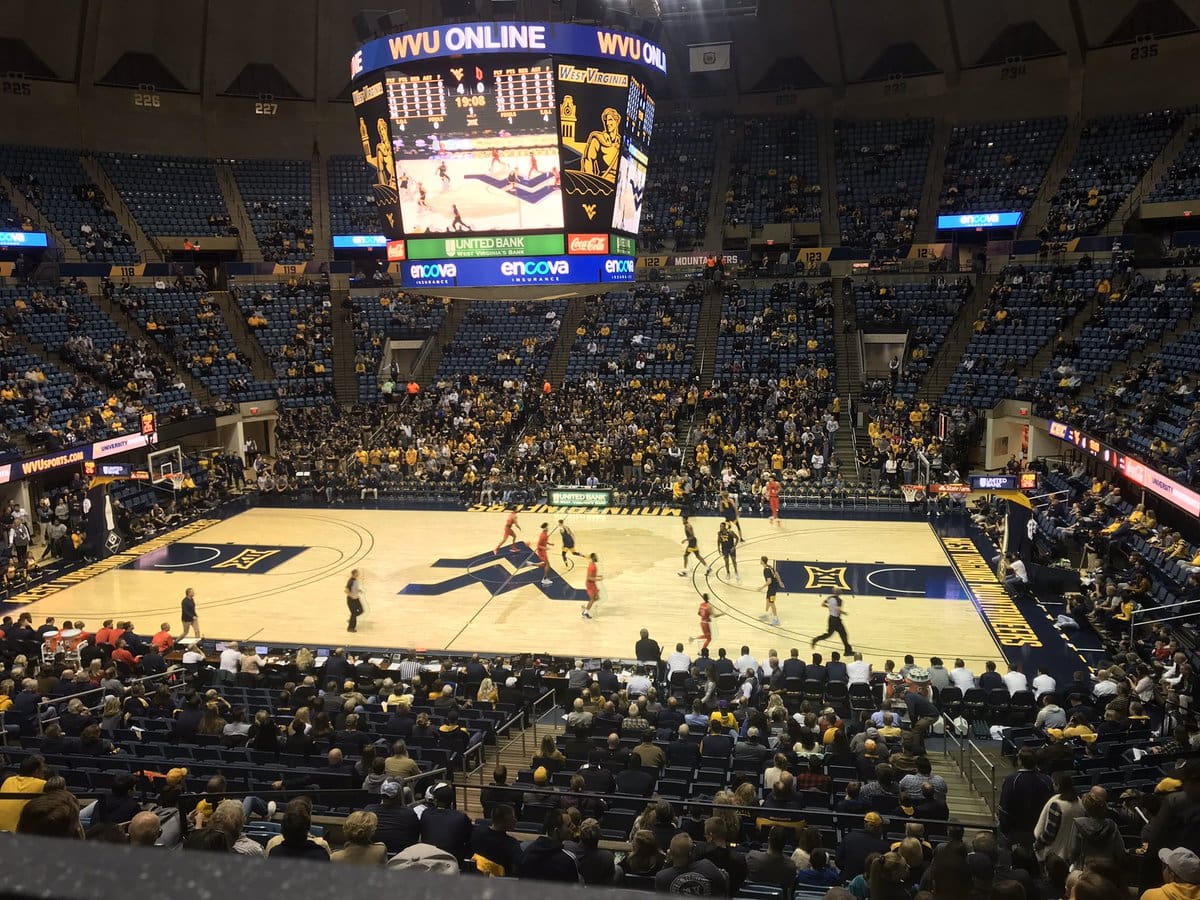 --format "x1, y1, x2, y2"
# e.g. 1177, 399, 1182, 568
399, 543, 587, 601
